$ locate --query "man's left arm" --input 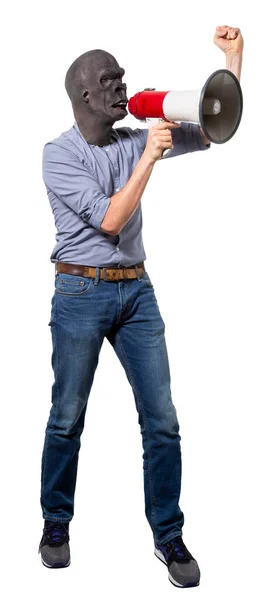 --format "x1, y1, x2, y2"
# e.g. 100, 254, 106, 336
133, 26, 243, 156
200, 25, 244, 145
